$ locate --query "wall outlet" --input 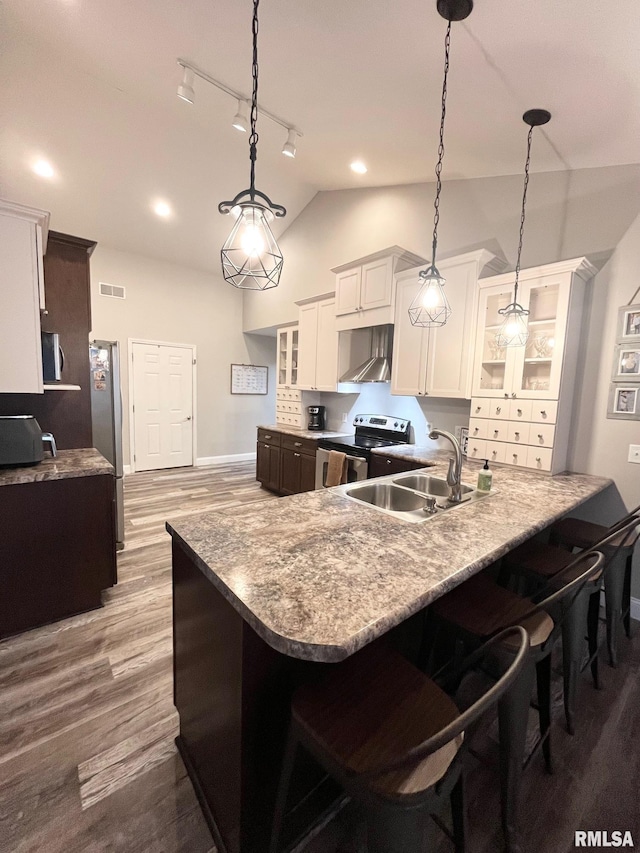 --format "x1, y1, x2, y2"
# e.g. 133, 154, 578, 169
628, 445, 640, 463
341, 412, 348, 423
